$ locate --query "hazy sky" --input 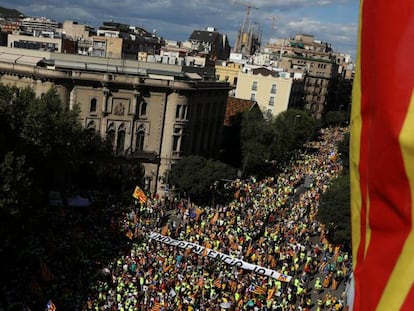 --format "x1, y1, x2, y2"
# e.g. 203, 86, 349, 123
1, 0, 360, 61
